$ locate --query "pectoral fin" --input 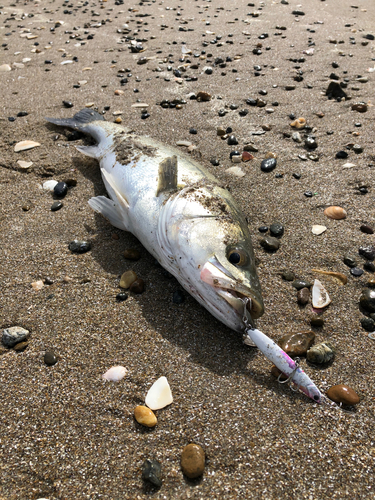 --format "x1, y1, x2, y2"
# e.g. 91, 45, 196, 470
156, 155, 178, 197
88, 196, 129, 231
